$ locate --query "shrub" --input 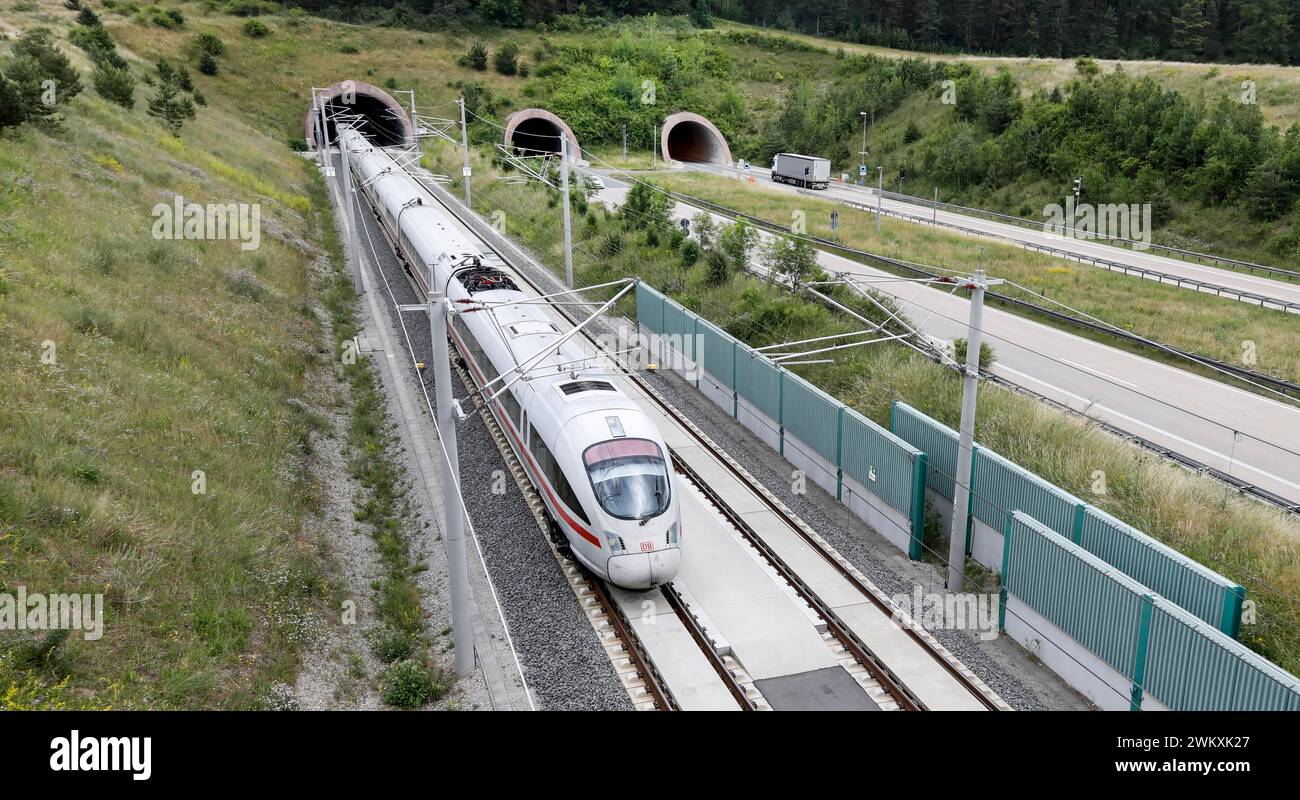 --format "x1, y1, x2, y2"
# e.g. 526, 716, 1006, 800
704, 248, 731, 285
719, 220, 758, 272
338, 43, 359, 54
372, 629, 413, 663
193, 32, 224, 56
466, 41, 487, 71
380, 659, 446, 708
493, 40, 518, 76
70, 24, 127, 69
903, 121, 922, 144
197, 52, 217, 75
149, 7, 183, 28
953, 338, 995, 370
76, 6, 99, 26
92, 63, 135, 108
242, 18, 269, 38
226, 0, 270, 15
598, 230, 624, 257
680, 238, 700, 267
0, 75, 24, 129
